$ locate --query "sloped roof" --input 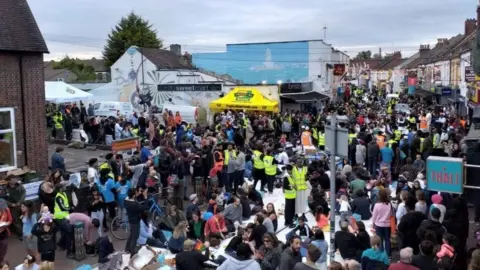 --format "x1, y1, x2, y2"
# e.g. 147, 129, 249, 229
0, 0, 48, 53
430, 34, 464, 62
141, 48, 194, 69
77, 59, 107, 72
451, 31, 476, 58
349, 59, 383, 70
